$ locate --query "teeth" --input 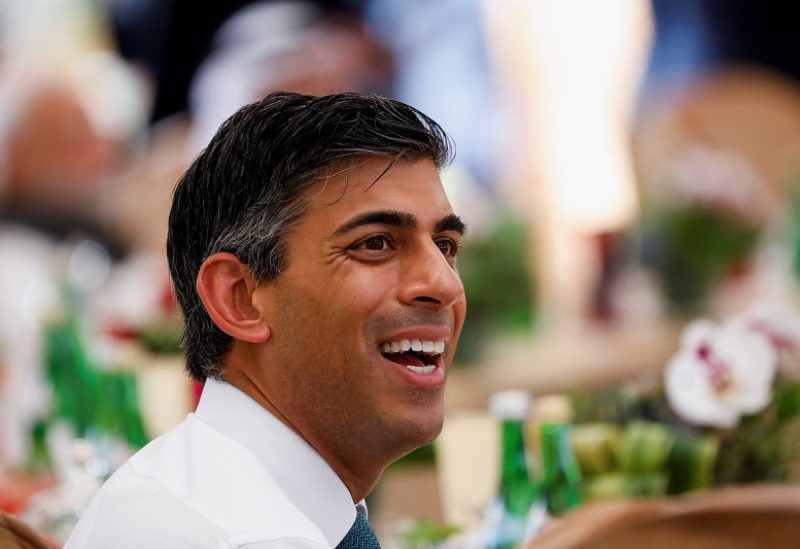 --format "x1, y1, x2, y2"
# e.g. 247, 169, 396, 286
380, 338, 447, 355
405, 364, 436, 375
